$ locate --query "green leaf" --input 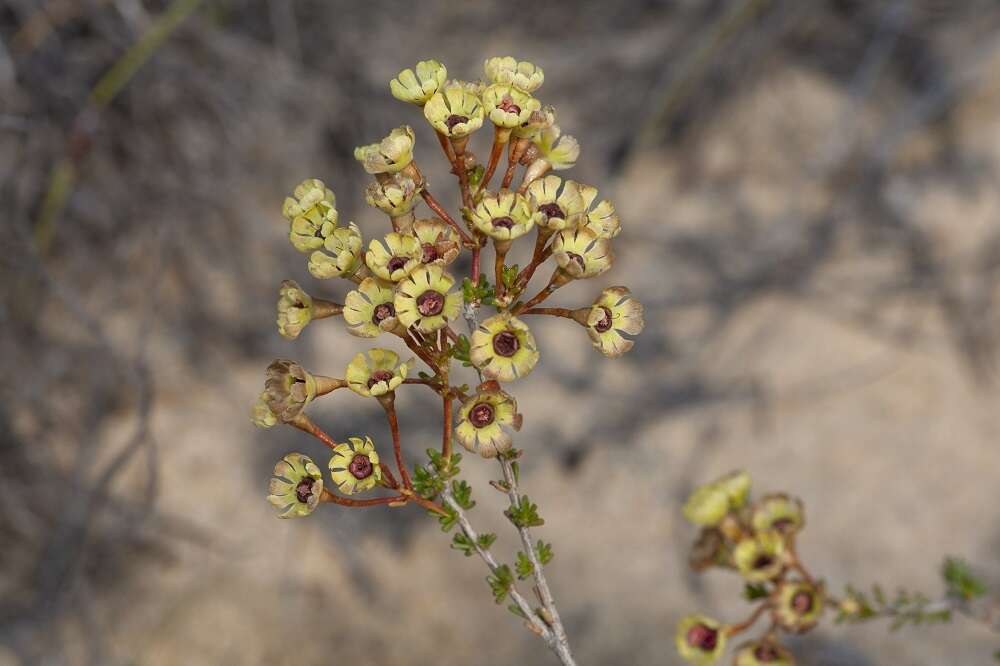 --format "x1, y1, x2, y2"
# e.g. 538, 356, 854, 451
505, 494, 544, 528
477, 533, 497, 550
511, 460, 520, 485
451, 532, 476, 557
450, 334, 473, 367
437, 504, 459, 532
942, 557, 987, 600
461, 275, 496, 306
743, 583, 769, 601
502, 264, 520, 289
536, 540, 554, 566
487, 565, 514, 604
452, 479, 475, 510
515, 551, 534, 579
507, 603, 527, 620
